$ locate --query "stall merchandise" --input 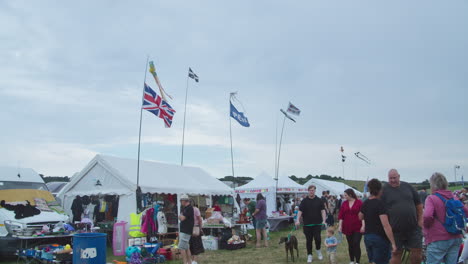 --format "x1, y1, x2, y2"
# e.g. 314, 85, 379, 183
16, 243, 73, 263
